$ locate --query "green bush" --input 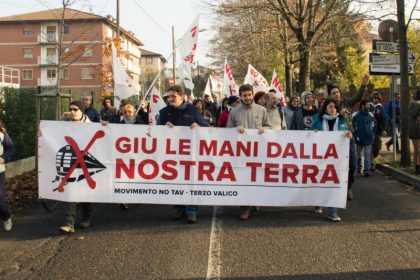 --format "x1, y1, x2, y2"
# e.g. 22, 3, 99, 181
0, 87, 37, 160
